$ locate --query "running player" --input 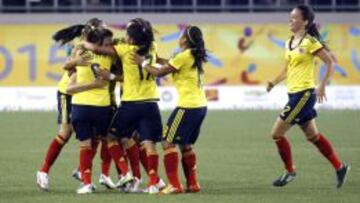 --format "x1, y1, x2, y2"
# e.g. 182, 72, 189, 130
266, 5, 350, 188
134, 25, 208, 194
